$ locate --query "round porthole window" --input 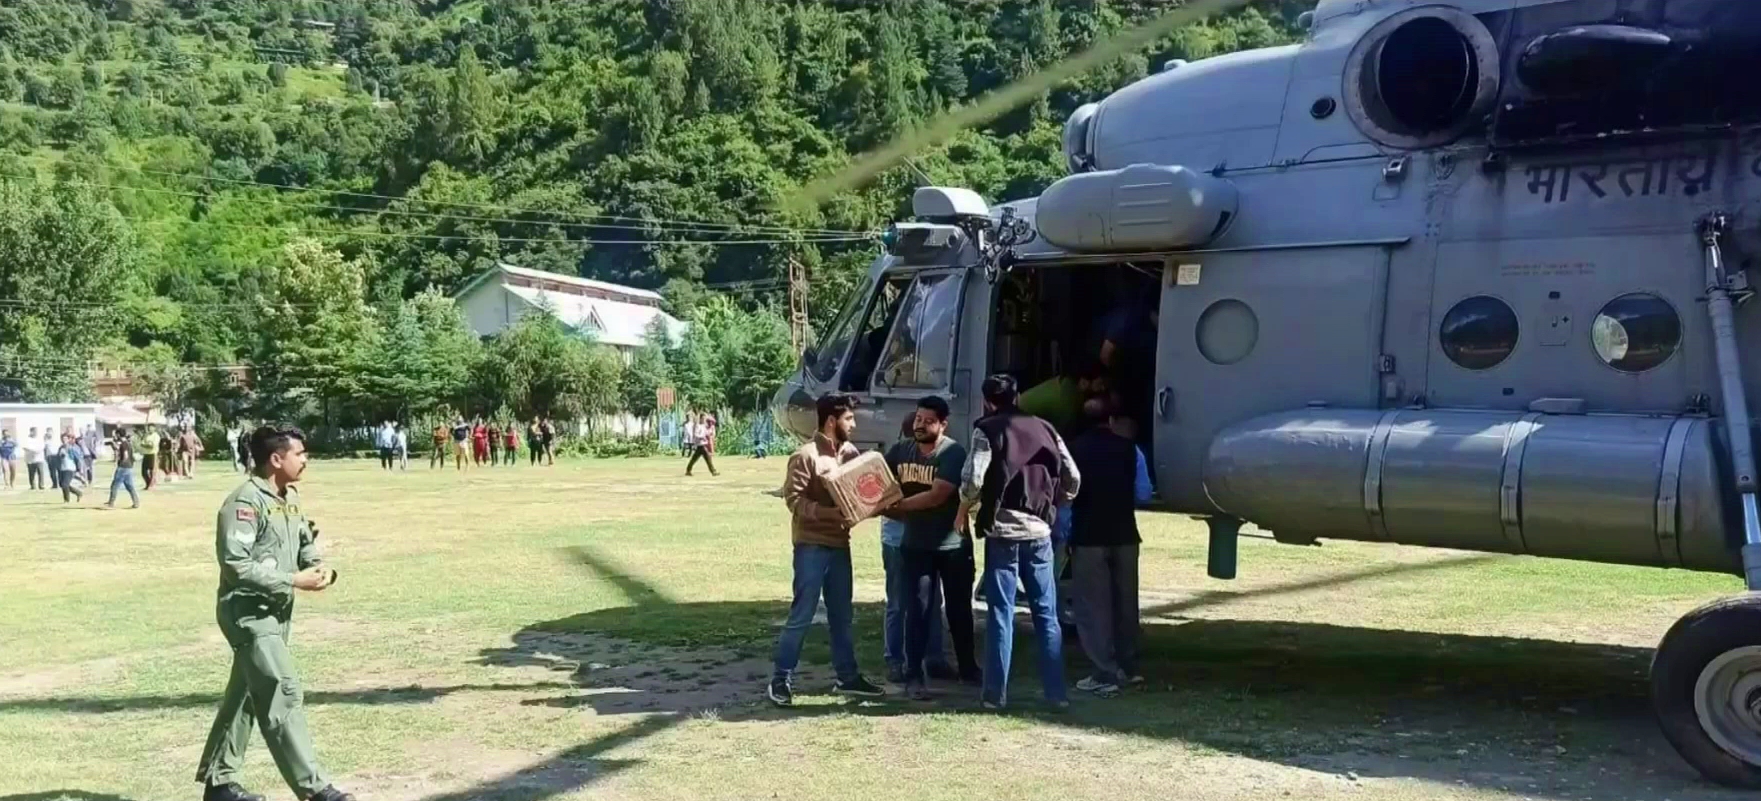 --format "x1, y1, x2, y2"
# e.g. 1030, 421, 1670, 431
1440, 295, 1518, 370
1593, 293, 1680, 373
1196, 299, 1258, 365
